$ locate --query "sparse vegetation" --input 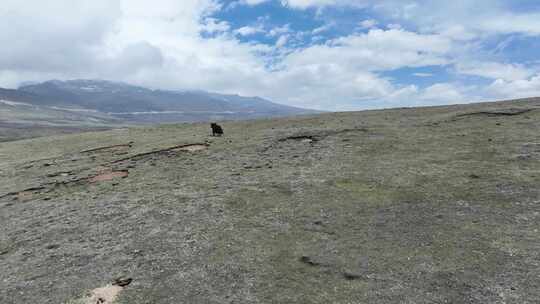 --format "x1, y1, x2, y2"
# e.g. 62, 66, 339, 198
1, 98, 540, 303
